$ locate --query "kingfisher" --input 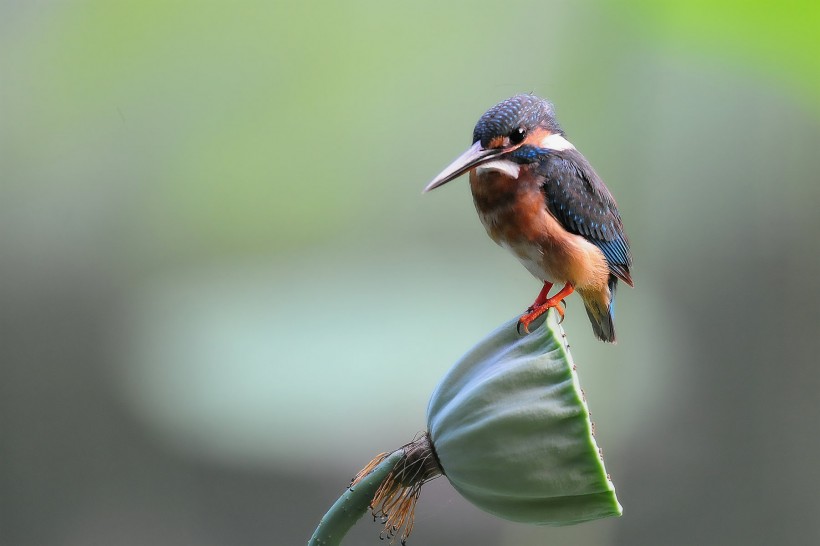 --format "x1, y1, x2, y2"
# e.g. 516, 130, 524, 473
424, 94, 633, 342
